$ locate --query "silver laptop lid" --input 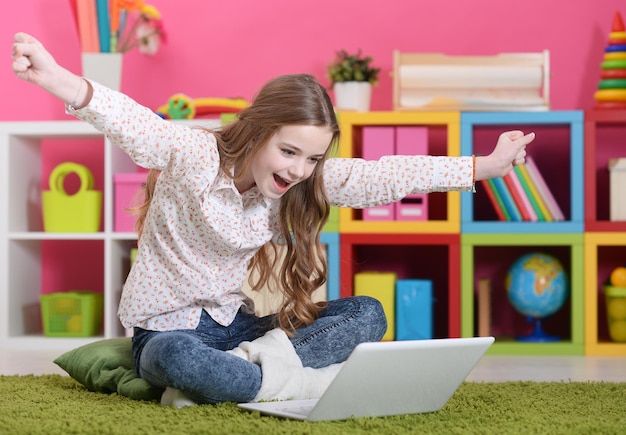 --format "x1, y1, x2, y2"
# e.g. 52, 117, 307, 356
306, 337, 494, 421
